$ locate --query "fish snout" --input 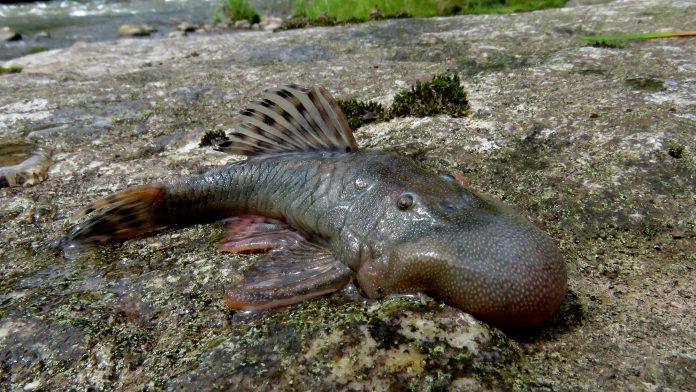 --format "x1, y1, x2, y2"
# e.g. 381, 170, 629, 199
373, 219, 567, 328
